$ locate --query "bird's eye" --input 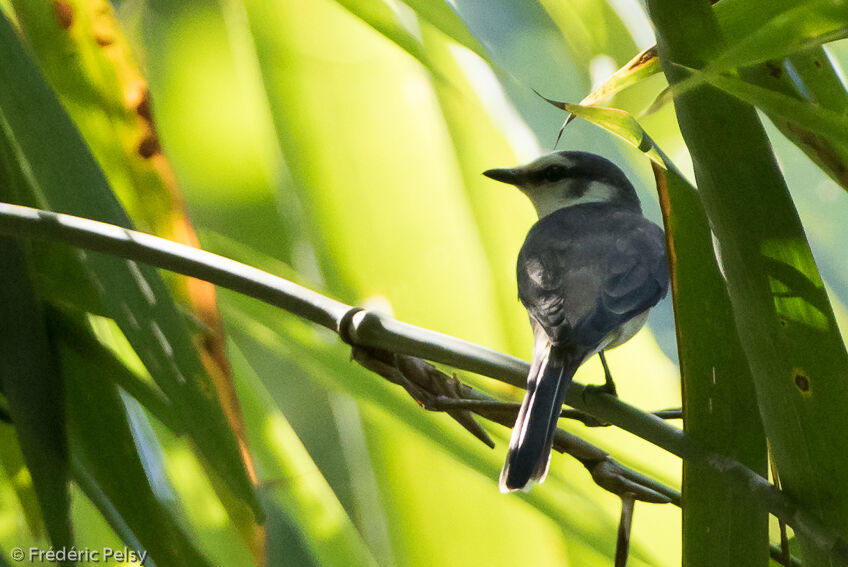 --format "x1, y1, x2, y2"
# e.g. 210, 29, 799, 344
544, 165, 567, 182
